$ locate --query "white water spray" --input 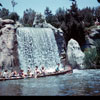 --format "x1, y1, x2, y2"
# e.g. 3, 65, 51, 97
16, 28, 61, 72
